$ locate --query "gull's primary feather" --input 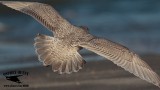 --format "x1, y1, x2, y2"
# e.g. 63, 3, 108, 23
80, 38, 160, 87
0, 1, 72, 37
